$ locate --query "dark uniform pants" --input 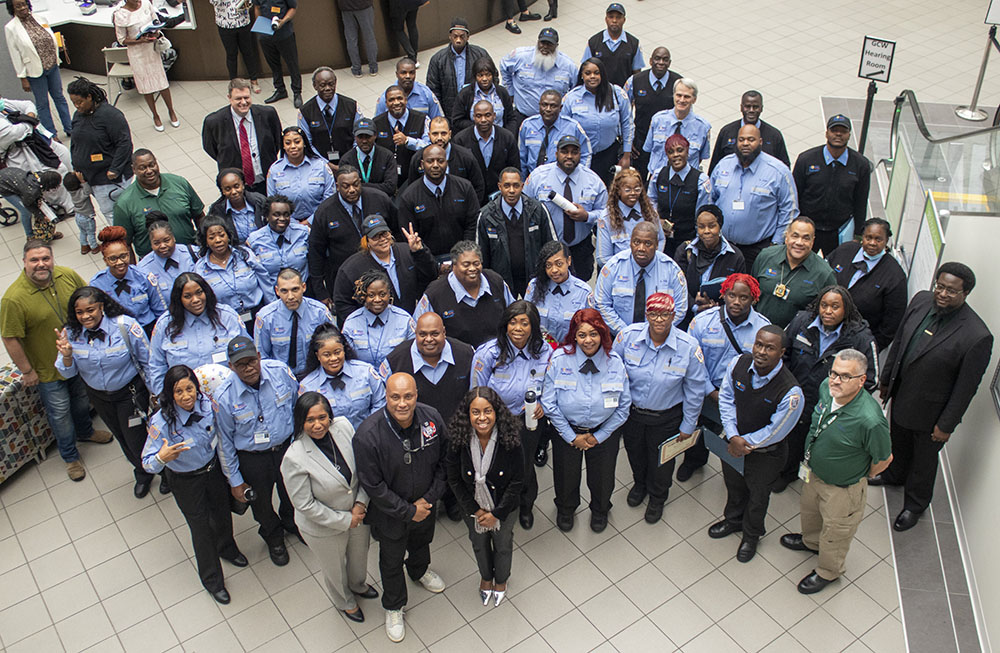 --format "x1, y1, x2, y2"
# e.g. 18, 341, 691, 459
680, 398, 721, 473
371, 509, 437, 610
85, 377, 153, 483
568, 236, 596, 283
721, 440, 787, 539
552, 428, 621, 516
167, 461, 240, 592
733, 238, 773, 273
519, 416, 551, 513
463, 512, 516, 584
592, 142, 621, 188
812, 229, 843, 257
779, 413, 813, 483
622, 404, 683, 504
236, 441, 296, 545
260, 33, 301, 94
882, 418, 945, 513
